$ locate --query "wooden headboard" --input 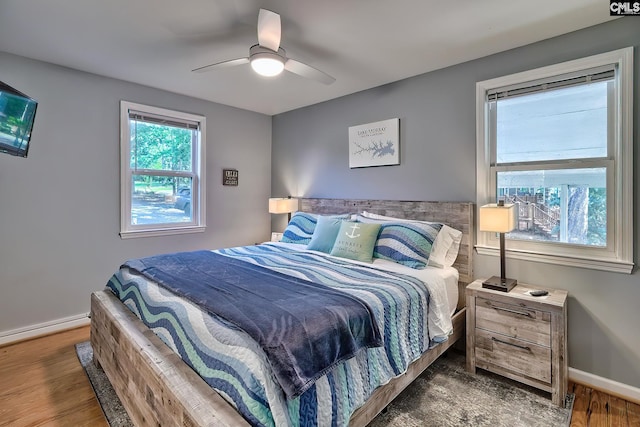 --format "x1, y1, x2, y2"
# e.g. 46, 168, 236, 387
300, 198, 474, 309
